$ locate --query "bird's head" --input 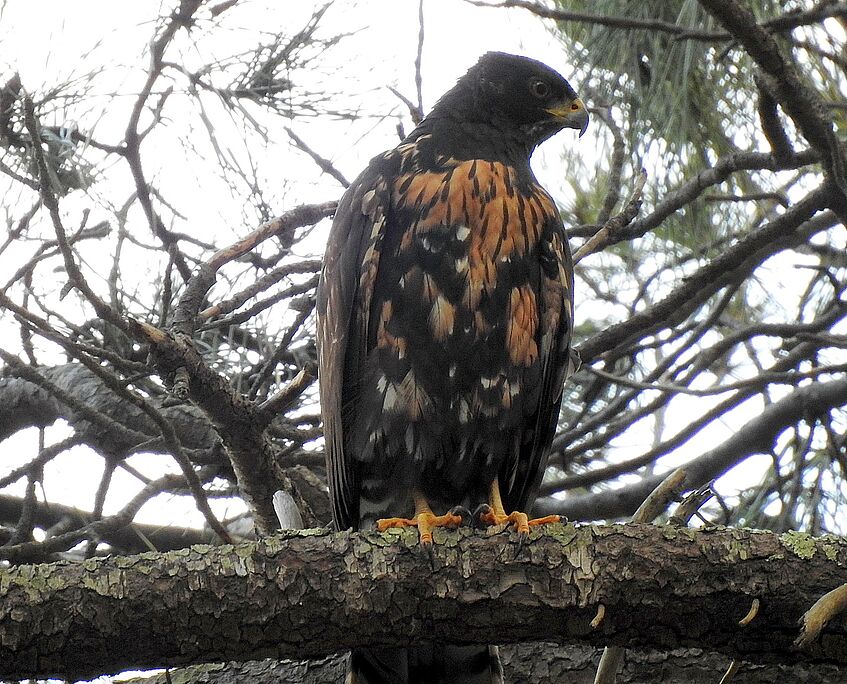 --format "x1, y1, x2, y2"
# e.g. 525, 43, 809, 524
430, 52, 588, 150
